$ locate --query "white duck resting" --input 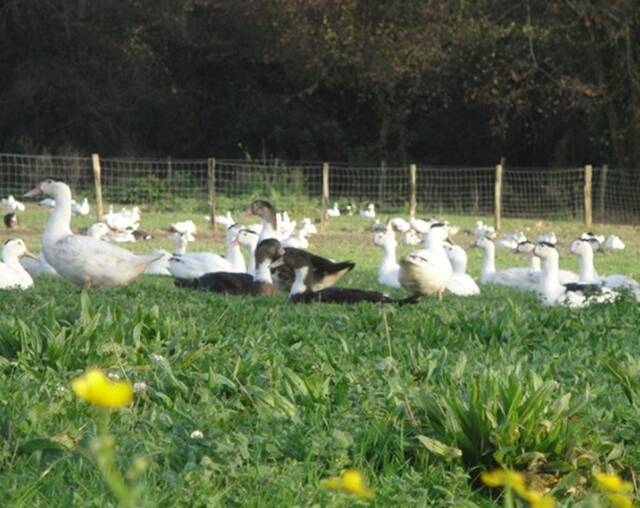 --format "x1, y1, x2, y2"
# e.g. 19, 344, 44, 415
473, 236, 577, 291
399, 222, 453, 298
373, 227, 401, 289
327, 202, 340, 217
0, 239, 36, 289
168, 226, 246, 280
569, 238, 640, 300
359, 203, 376, 218
2, 195, 26, 212
534, 242, 617, 307
24, 179, 161, 288
442, 242, 480, 296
